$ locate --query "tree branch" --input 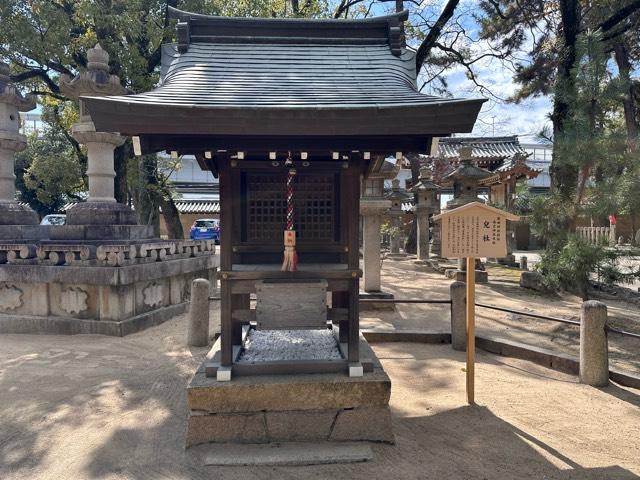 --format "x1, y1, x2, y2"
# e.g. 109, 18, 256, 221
415, 0, 461, 72
10, 68, 60, 93
598, 0, 640, 32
